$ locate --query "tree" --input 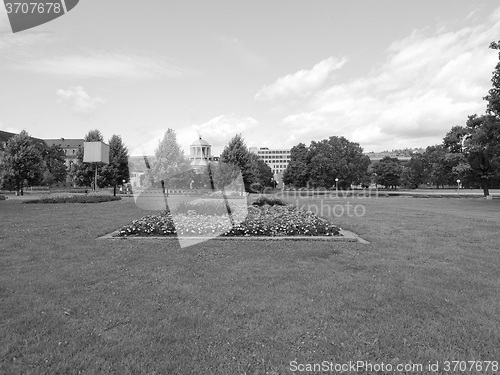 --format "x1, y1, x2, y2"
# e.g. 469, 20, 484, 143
248, 153, 274, 191
101, 135, 130, 196
69, 129, 106, 188
0, 130, 43, 194
403, 153, 429, 188
444, 40, 500, 196
372, 156, 402, 189
148, 129, 192, 188
444, 115, 500, 195
283, 136, 370, 189
42, 144, 67, 185
283, 143, 309, 187
218, 134, 254, 191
